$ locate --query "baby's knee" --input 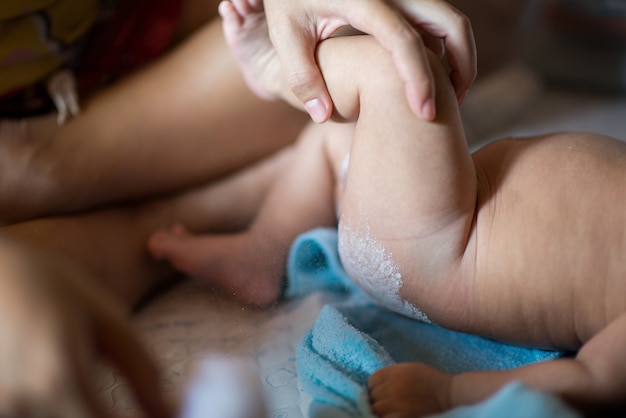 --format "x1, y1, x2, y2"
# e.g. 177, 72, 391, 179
353, 36, 407, 95
331, 35, 455, 116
